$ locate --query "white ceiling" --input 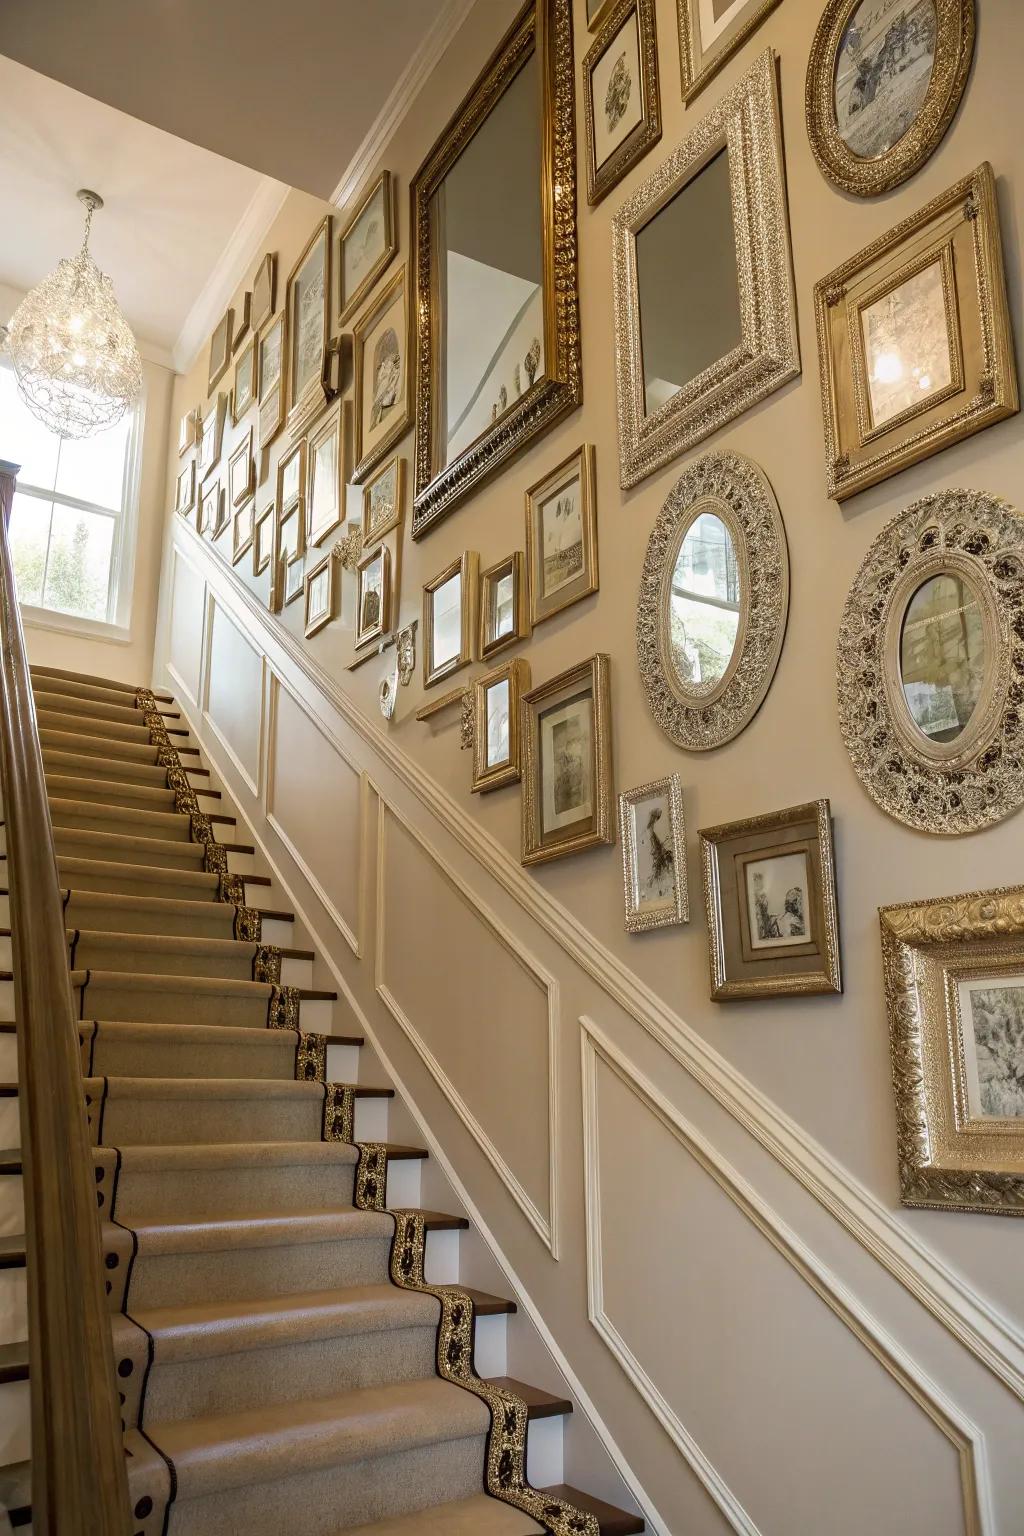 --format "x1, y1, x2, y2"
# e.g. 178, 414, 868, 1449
0, 54, 275, 361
